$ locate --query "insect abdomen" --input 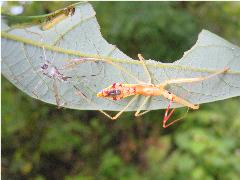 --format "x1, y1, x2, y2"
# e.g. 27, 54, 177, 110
135, 85, 162, 96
